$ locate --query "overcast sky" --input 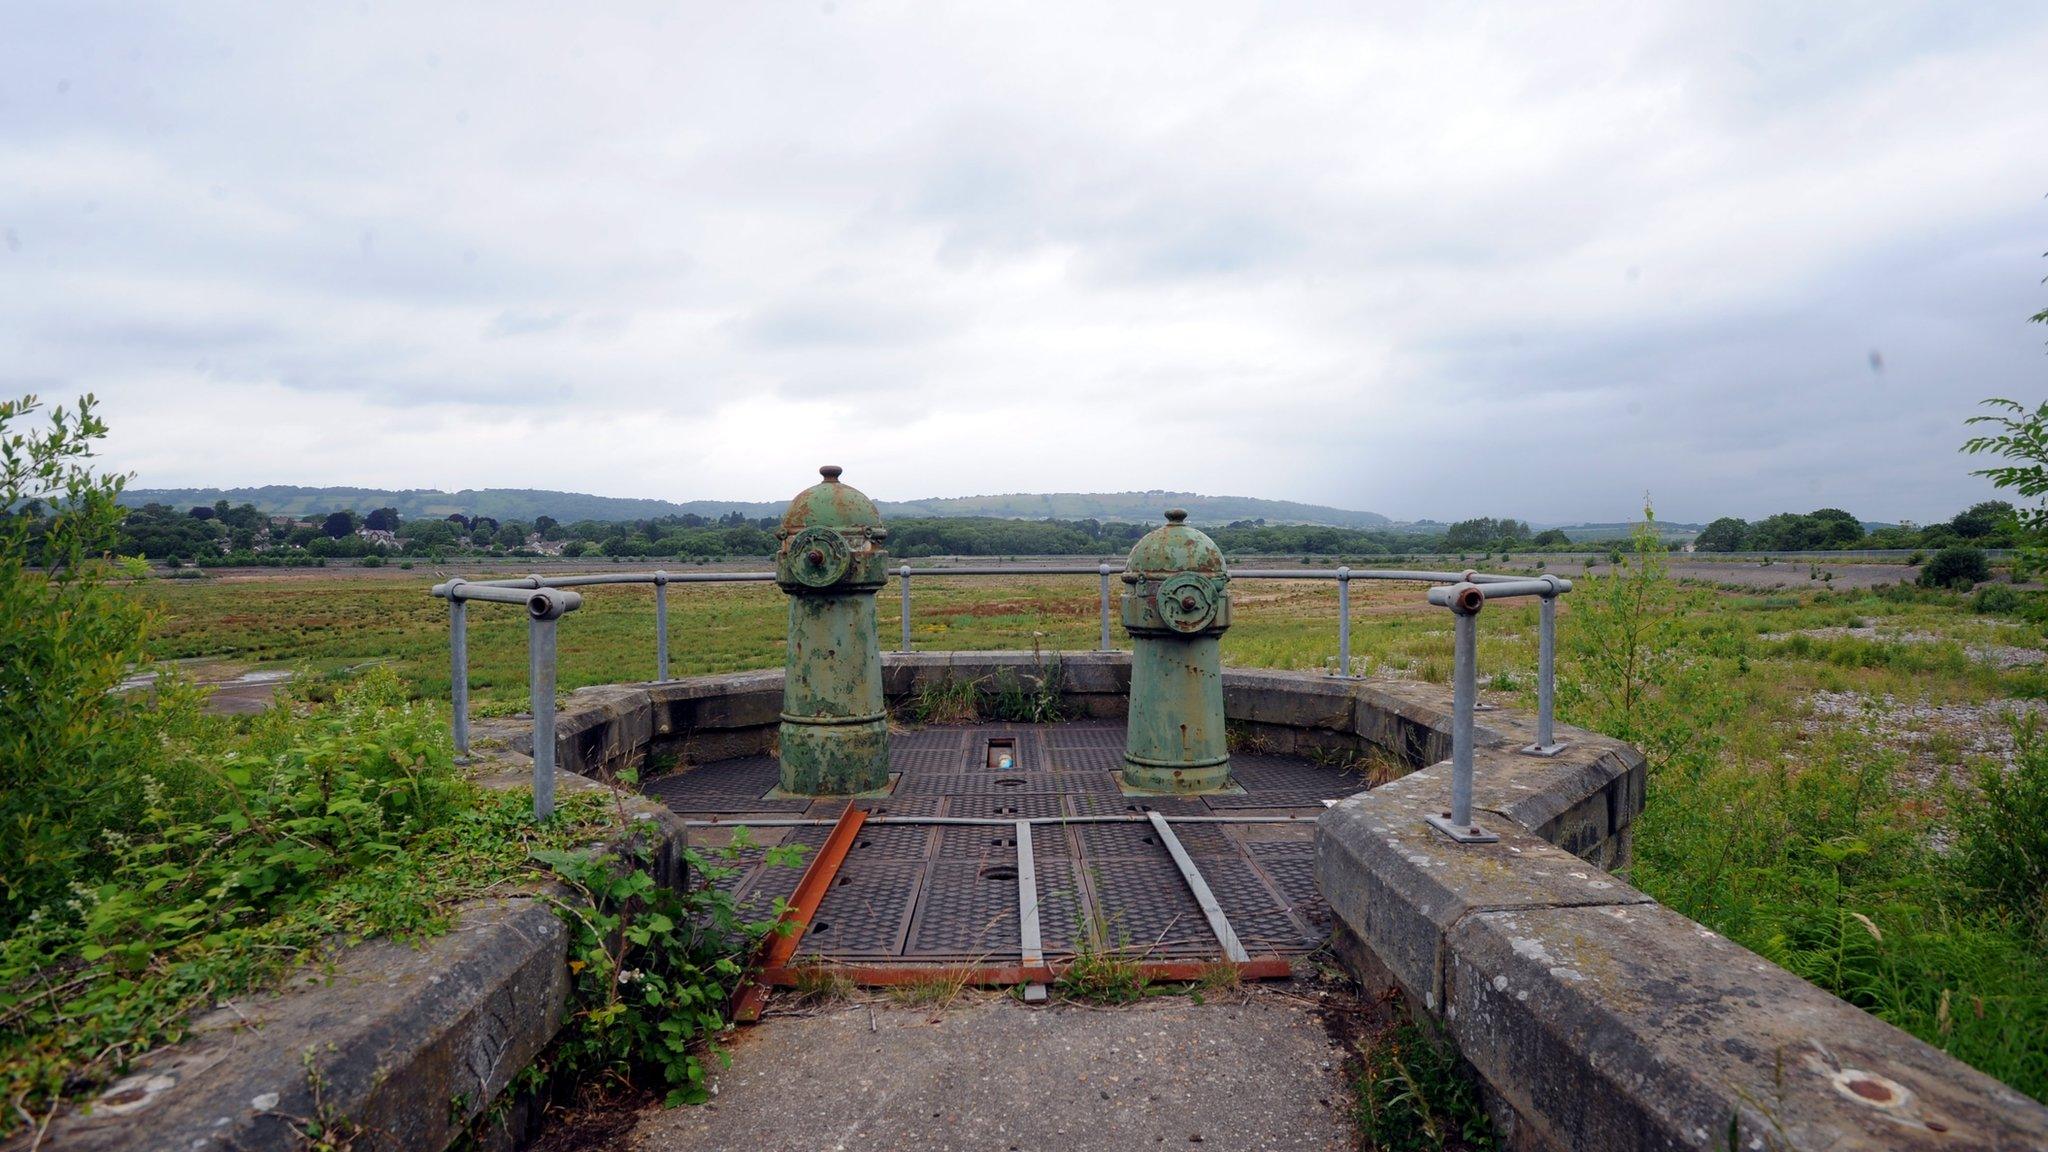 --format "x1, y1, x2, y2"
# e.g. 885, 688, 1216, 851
4, 3, 2045, 525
